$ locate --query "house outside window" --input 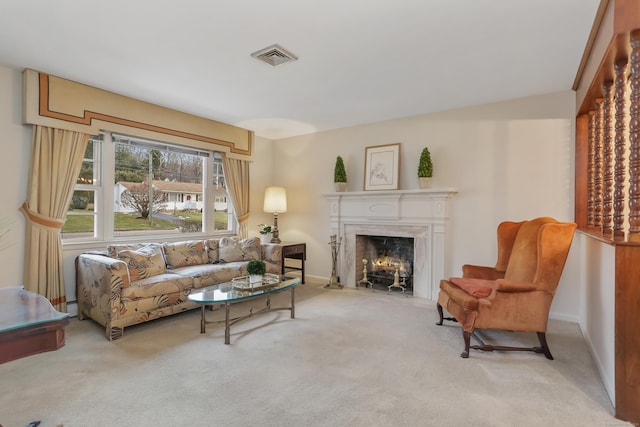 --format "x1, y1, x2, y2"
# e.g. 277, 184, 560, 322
62, 132, 235, 241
